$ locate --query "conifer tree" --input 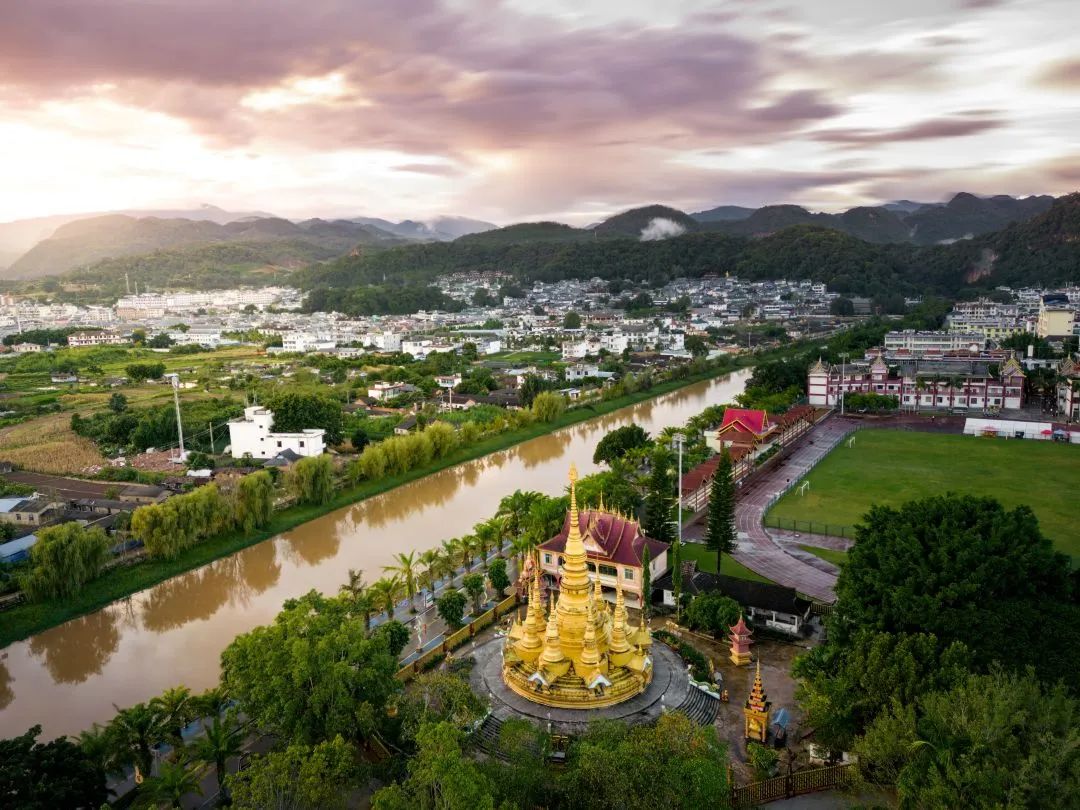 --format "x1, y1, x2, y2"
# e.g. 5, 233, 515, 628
704, 446, 738, 573
642, 449, 675, 544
